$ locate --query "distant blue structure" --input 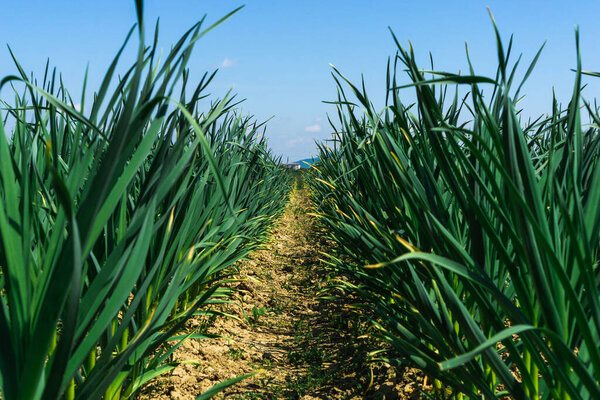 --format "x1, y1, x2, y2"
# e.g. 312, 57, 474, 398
294, 157, 319, 169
